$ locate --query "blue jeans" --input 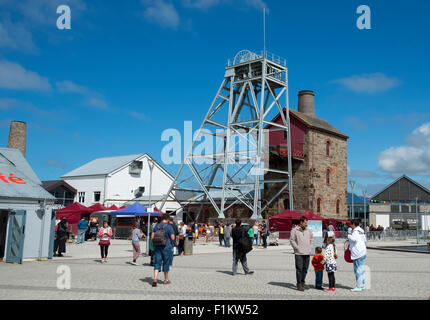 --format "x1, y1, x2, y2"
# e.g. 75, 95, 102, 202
224, 237, 231, 248
262, 234, 267, 248
353, 255, 366, 288
315, 270, 323, 288
253, 235, 258, 245
77, 229, 86, 243
153, 246, 173, 272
